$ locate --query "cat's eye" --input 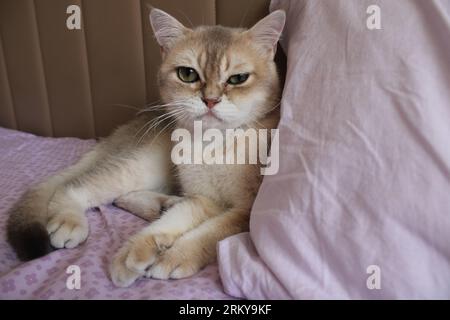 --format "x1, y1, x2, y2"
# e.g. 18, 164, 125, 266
177, 67, 199, 83
227, 73, 250, 85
